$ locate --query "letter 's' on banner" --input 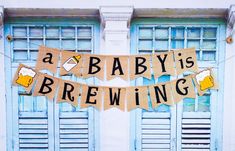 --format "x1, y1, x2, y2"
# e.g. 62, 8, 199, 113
33, 73, 59, 101
35, 46, 60, 74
